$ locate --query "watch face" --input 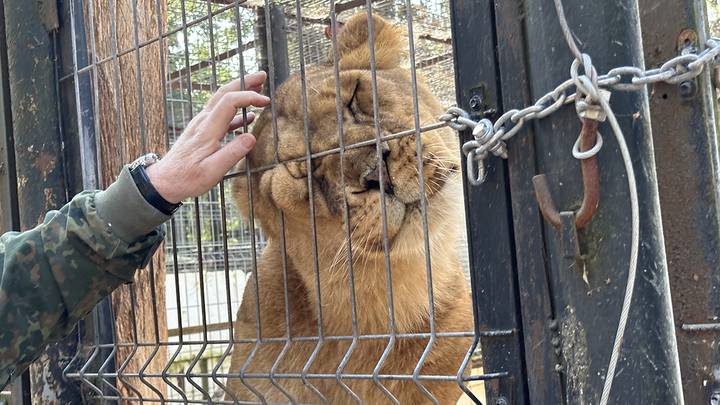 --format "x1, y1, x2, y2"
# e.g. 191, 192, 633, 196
131, 153, 159, 170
